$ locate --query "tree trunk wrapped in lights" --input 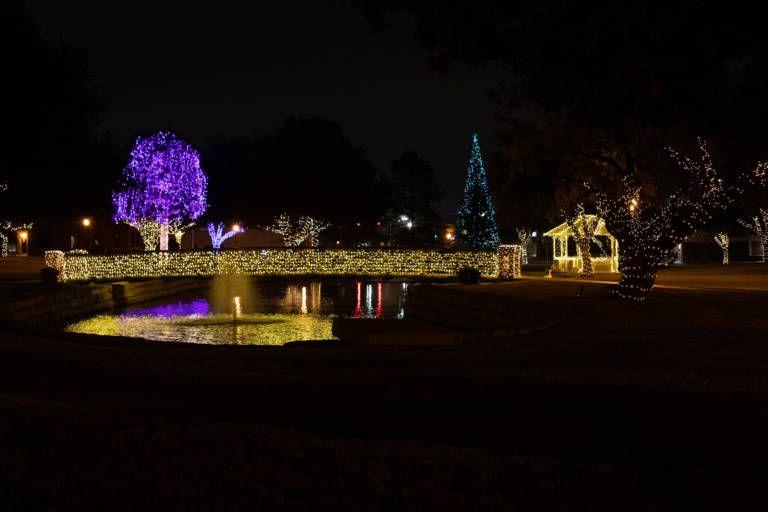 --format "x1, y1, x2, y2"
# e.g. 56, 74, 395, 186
739, 210, 767, 263
564, 206, 599, 278
595, 139, 728, 300
171, 222, 195, 247
131, 220, 160, 251
207, 222, 237, 250
736, 161, 767, 263
267, 213, 330, 247
516, 228, 531, 264
713, 233, 729, 265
